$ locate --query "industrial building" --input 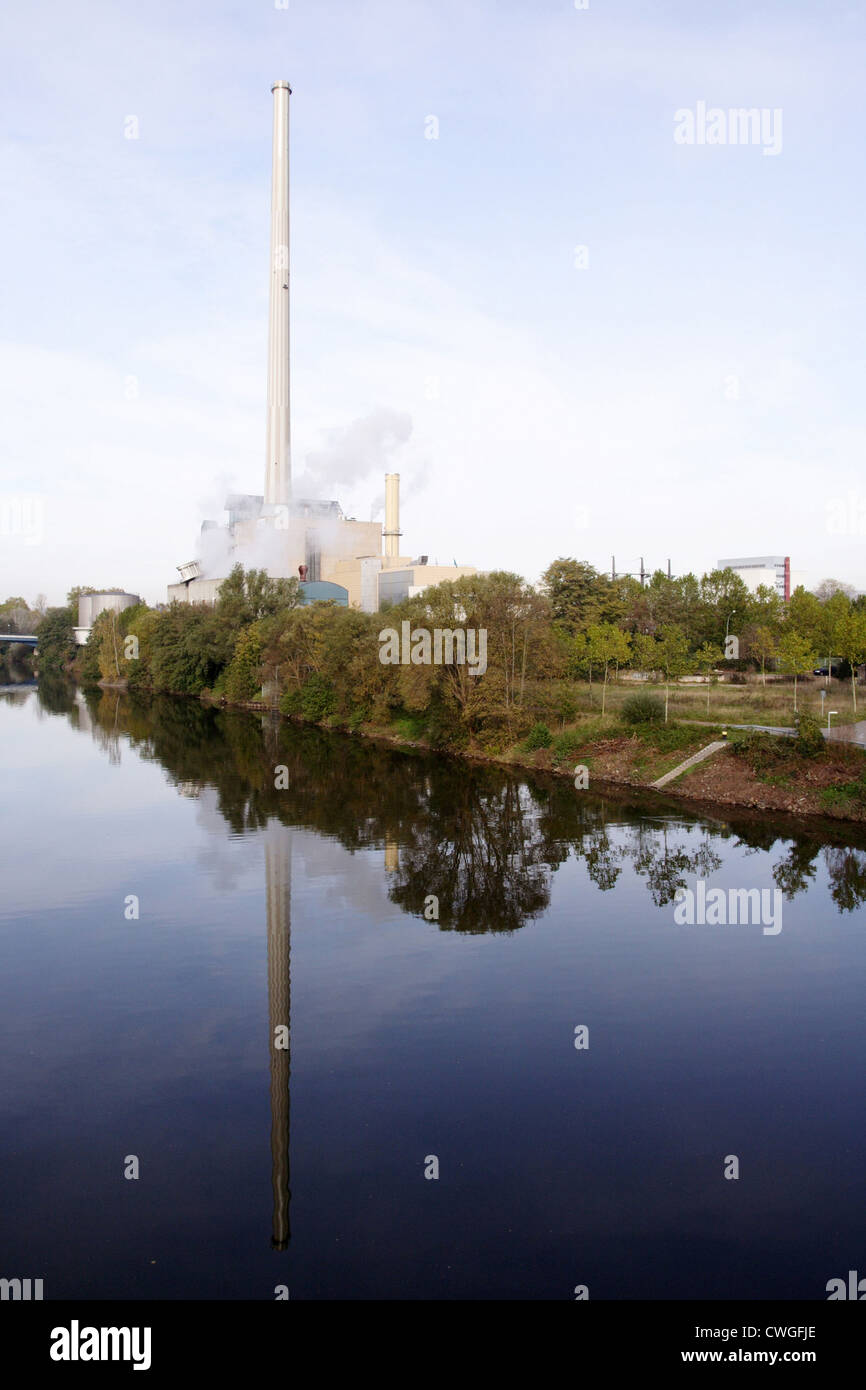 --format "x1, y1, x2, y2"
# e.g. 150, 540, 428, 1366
718, 555, 791, 601
74, 591, 141, 646
168, 83, 477, 614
